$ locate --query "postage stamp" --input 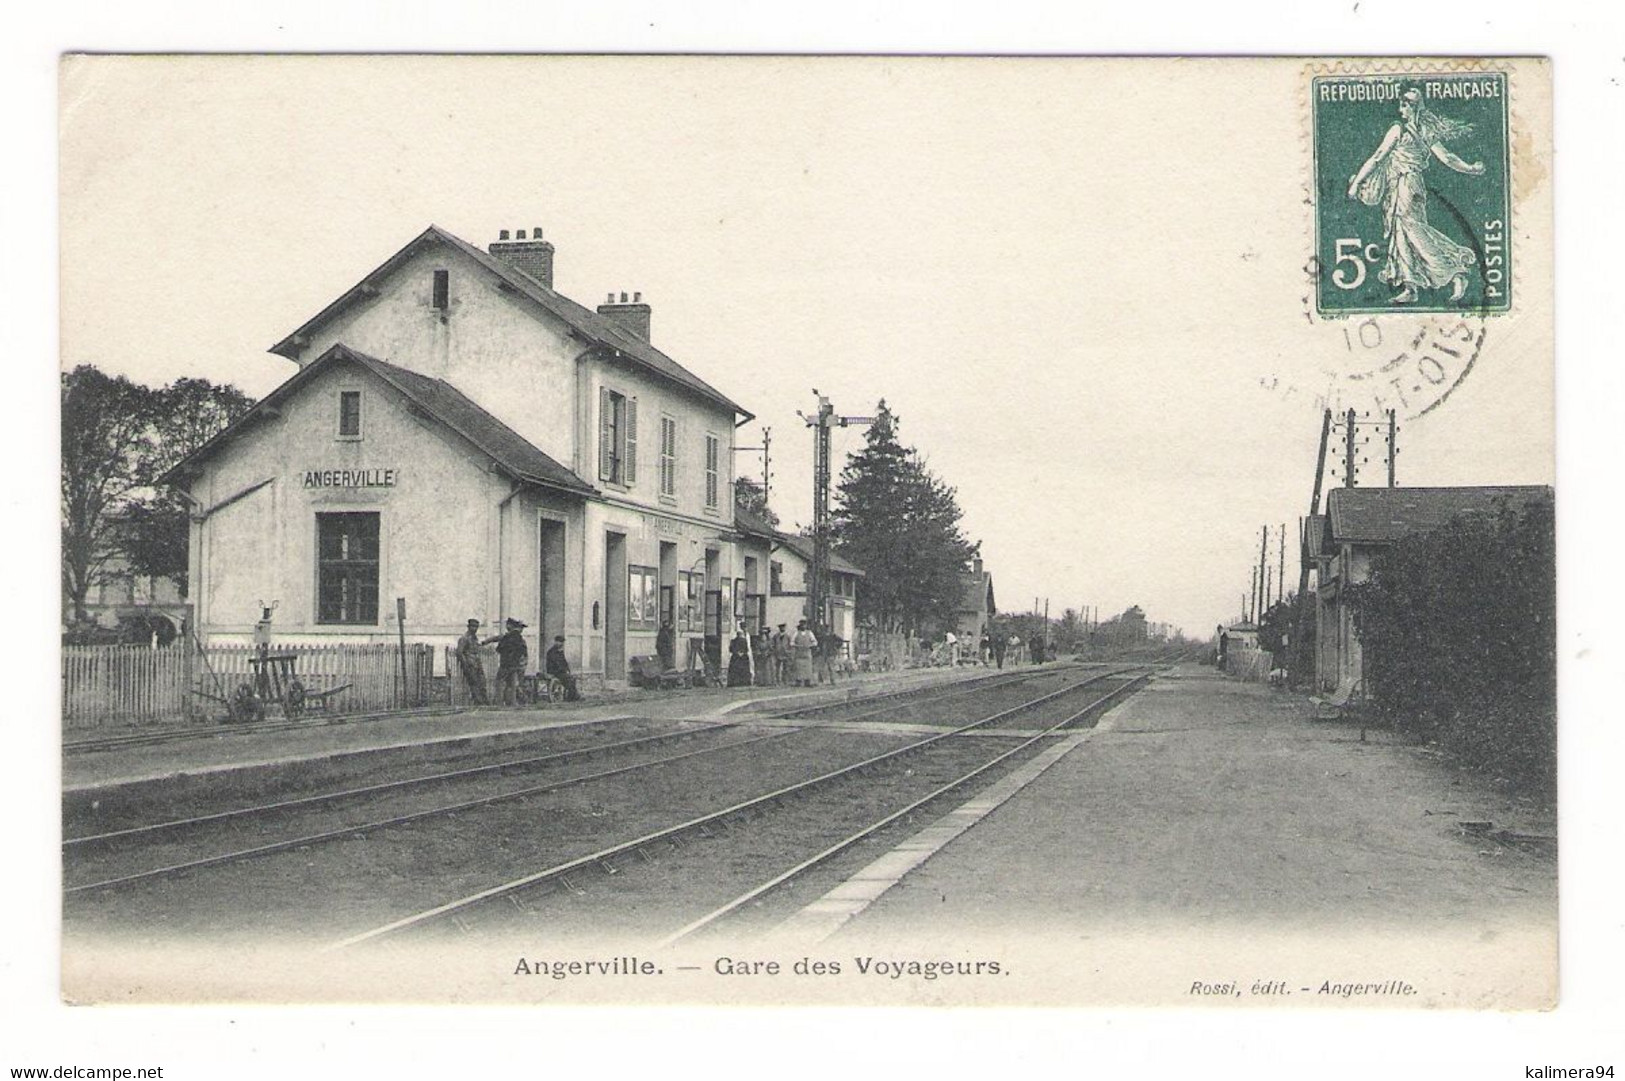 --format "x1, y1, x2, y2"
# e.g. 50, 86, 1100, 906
1312, 69, 1511, 316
